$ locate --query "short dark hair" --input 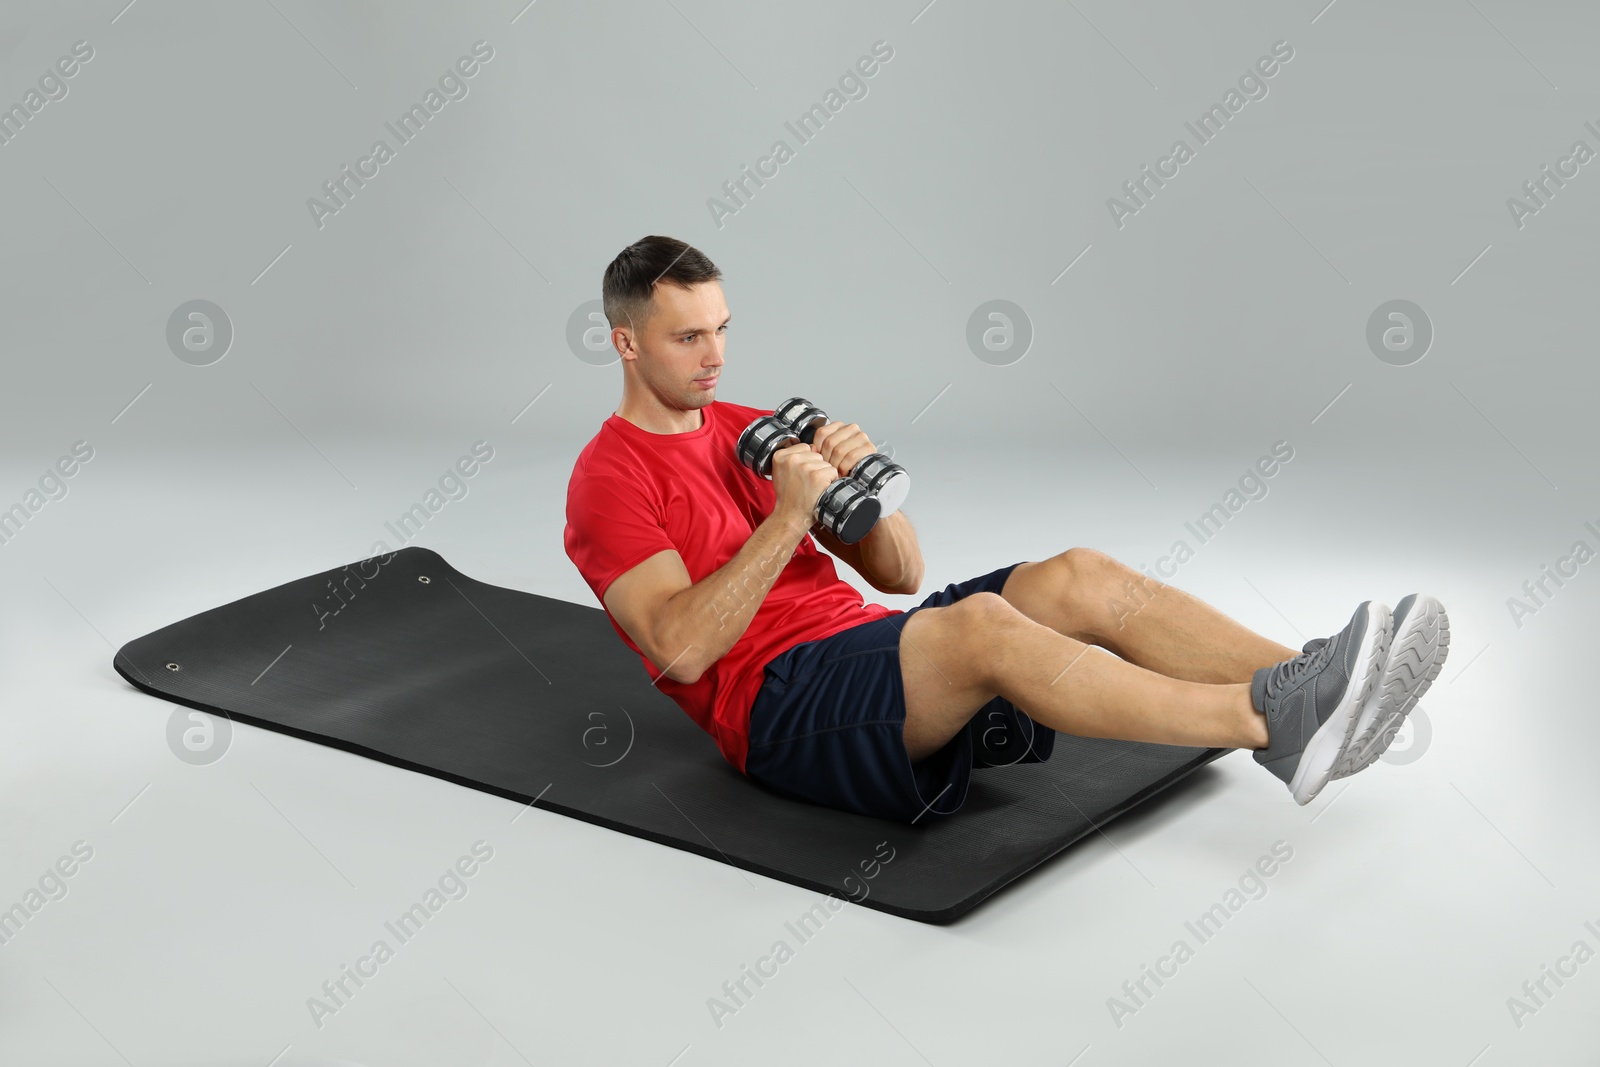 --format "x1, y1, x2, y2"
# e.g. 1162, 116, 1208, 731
602, 235, 722, 333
